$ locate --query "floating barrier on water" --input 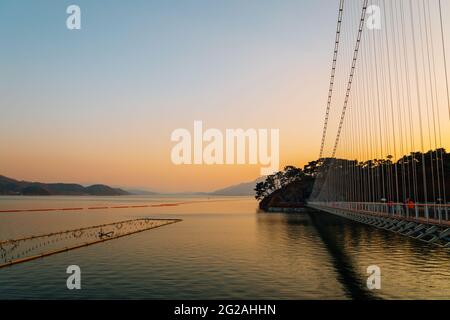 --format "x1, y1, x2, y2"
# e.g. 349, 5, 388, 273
0, 218, 181, 269
0, 199, 232, 213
